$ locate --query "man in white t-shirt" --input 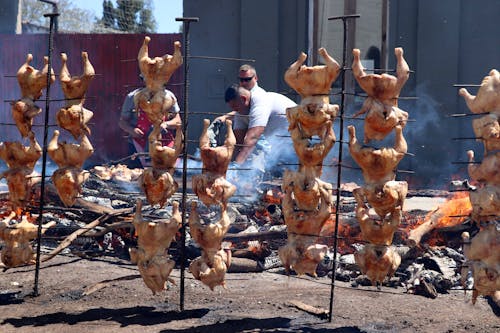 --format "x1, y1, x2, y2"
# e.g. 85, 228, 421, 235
223, 85, 296, 165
